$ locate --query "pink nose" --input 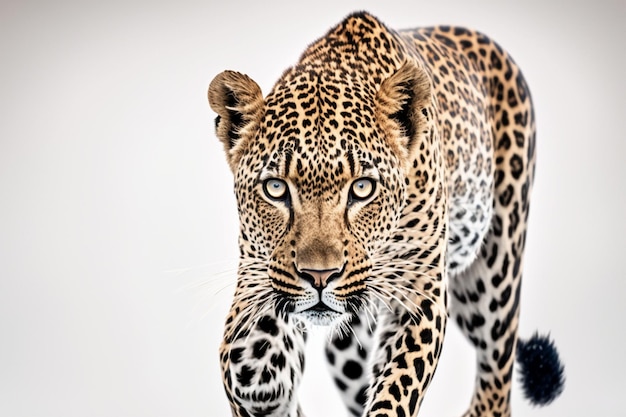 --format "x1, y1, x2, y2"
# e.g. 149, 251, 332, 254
299, 268, 342, 289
